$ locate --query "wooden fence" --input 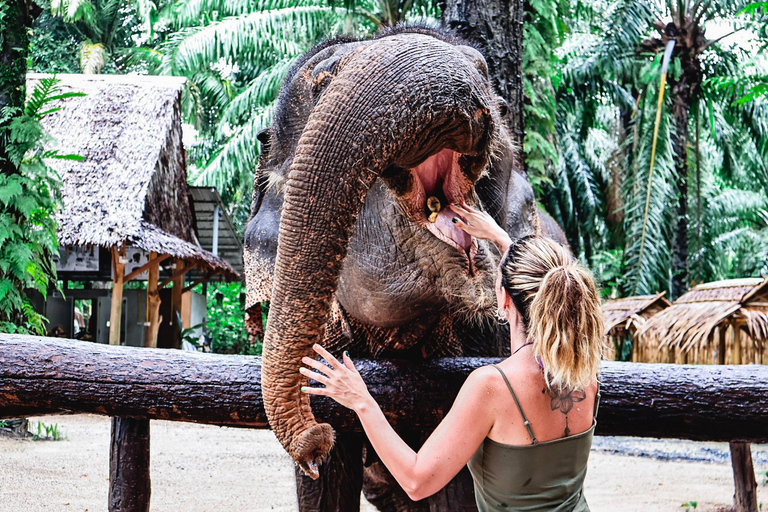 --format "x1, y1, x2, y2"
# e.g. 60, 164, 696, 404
2, 334, 767, 511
